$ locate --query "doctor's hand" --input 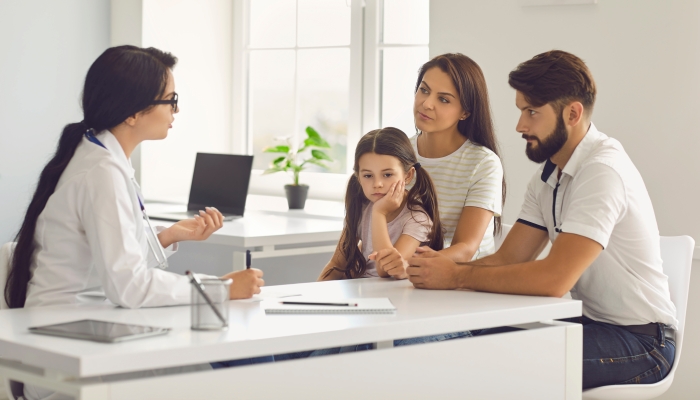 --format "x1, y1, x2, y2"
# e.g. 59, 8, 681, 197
407, 247, 460, 290
159, 207, 224, 247
222, 269, 264, 299
369, 248, 408, 280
